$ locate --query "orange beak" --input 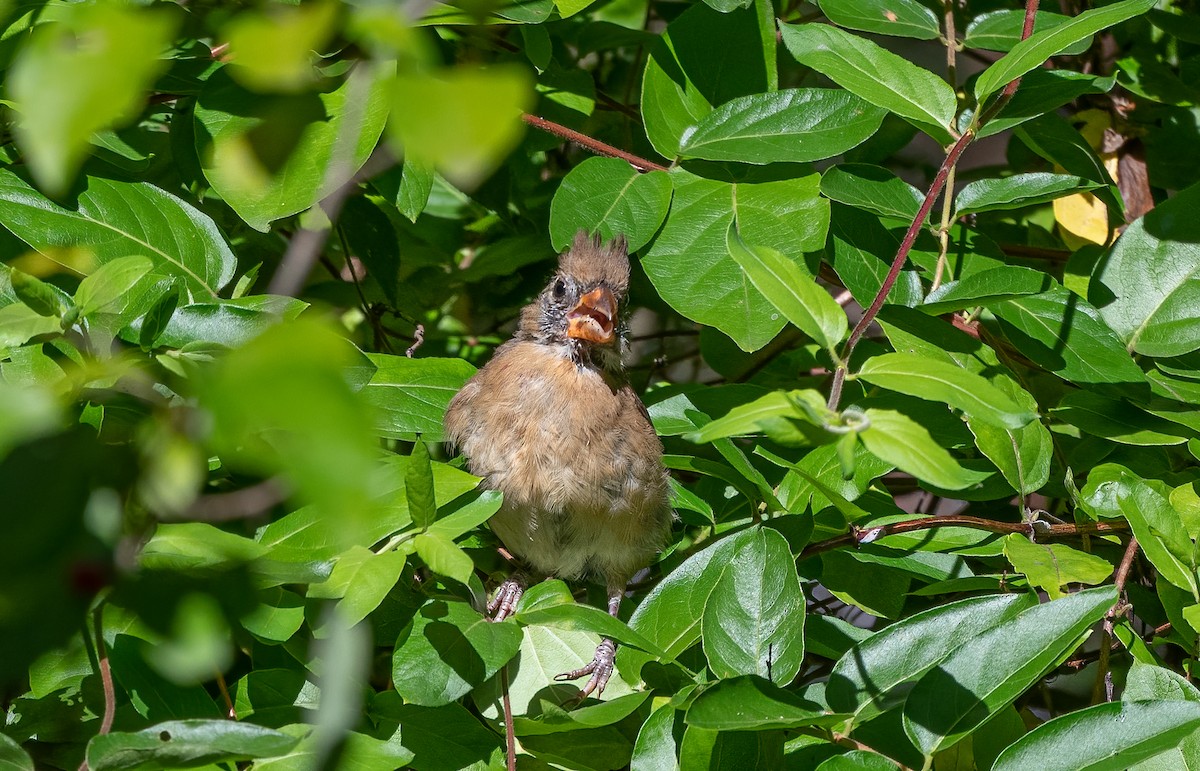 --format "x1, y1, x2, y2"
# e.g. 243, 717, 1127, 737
566, 286, 617, 345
